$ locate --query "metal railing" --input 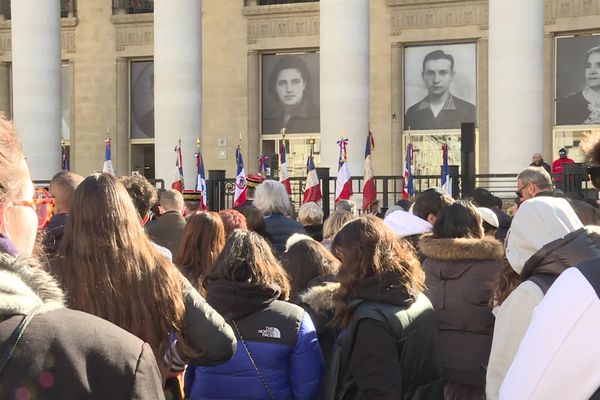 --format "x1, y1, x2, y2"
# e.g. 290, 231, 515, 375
0, 0, 76, 19
112, 0, 153, 14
